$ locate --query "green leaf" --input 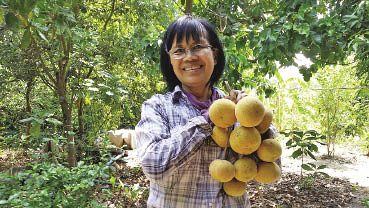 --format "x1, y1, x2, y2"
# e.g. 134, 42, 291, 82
317, 165, 327, 170
88, 87, 99, 92
286, 139, 293, 147
8, 193, 20, 201
305, 129, 318, 136
317, 172, 330, 177
305, 136, 317, 140
20, 29, 32, 49
37, 31, 48, 41
301, 164, 314, 171
306, 150, 317, 160
45, 118, 63, 126
110, 176, 116, 186
0, 200, 8, 205
292, 130, 303, 138
292, 149, 303, 158
19, 117, 34, 123
0, 9, 4, 24
5, 12, 19, 30
66, 131, 75, 136
30, 122, 41, 138
308, 143, 318, 152
42, 137, 52, 142
306, 163, 316, 168
106, 91, 114, 96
